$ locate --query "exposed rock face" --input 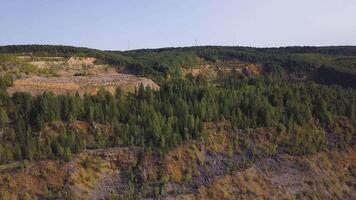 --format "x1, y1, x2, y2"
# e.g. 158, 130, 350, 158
7, 73, 159, 95
1, 139, 355, 199
68, 57, 96, 66
181, 62, 264, 80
